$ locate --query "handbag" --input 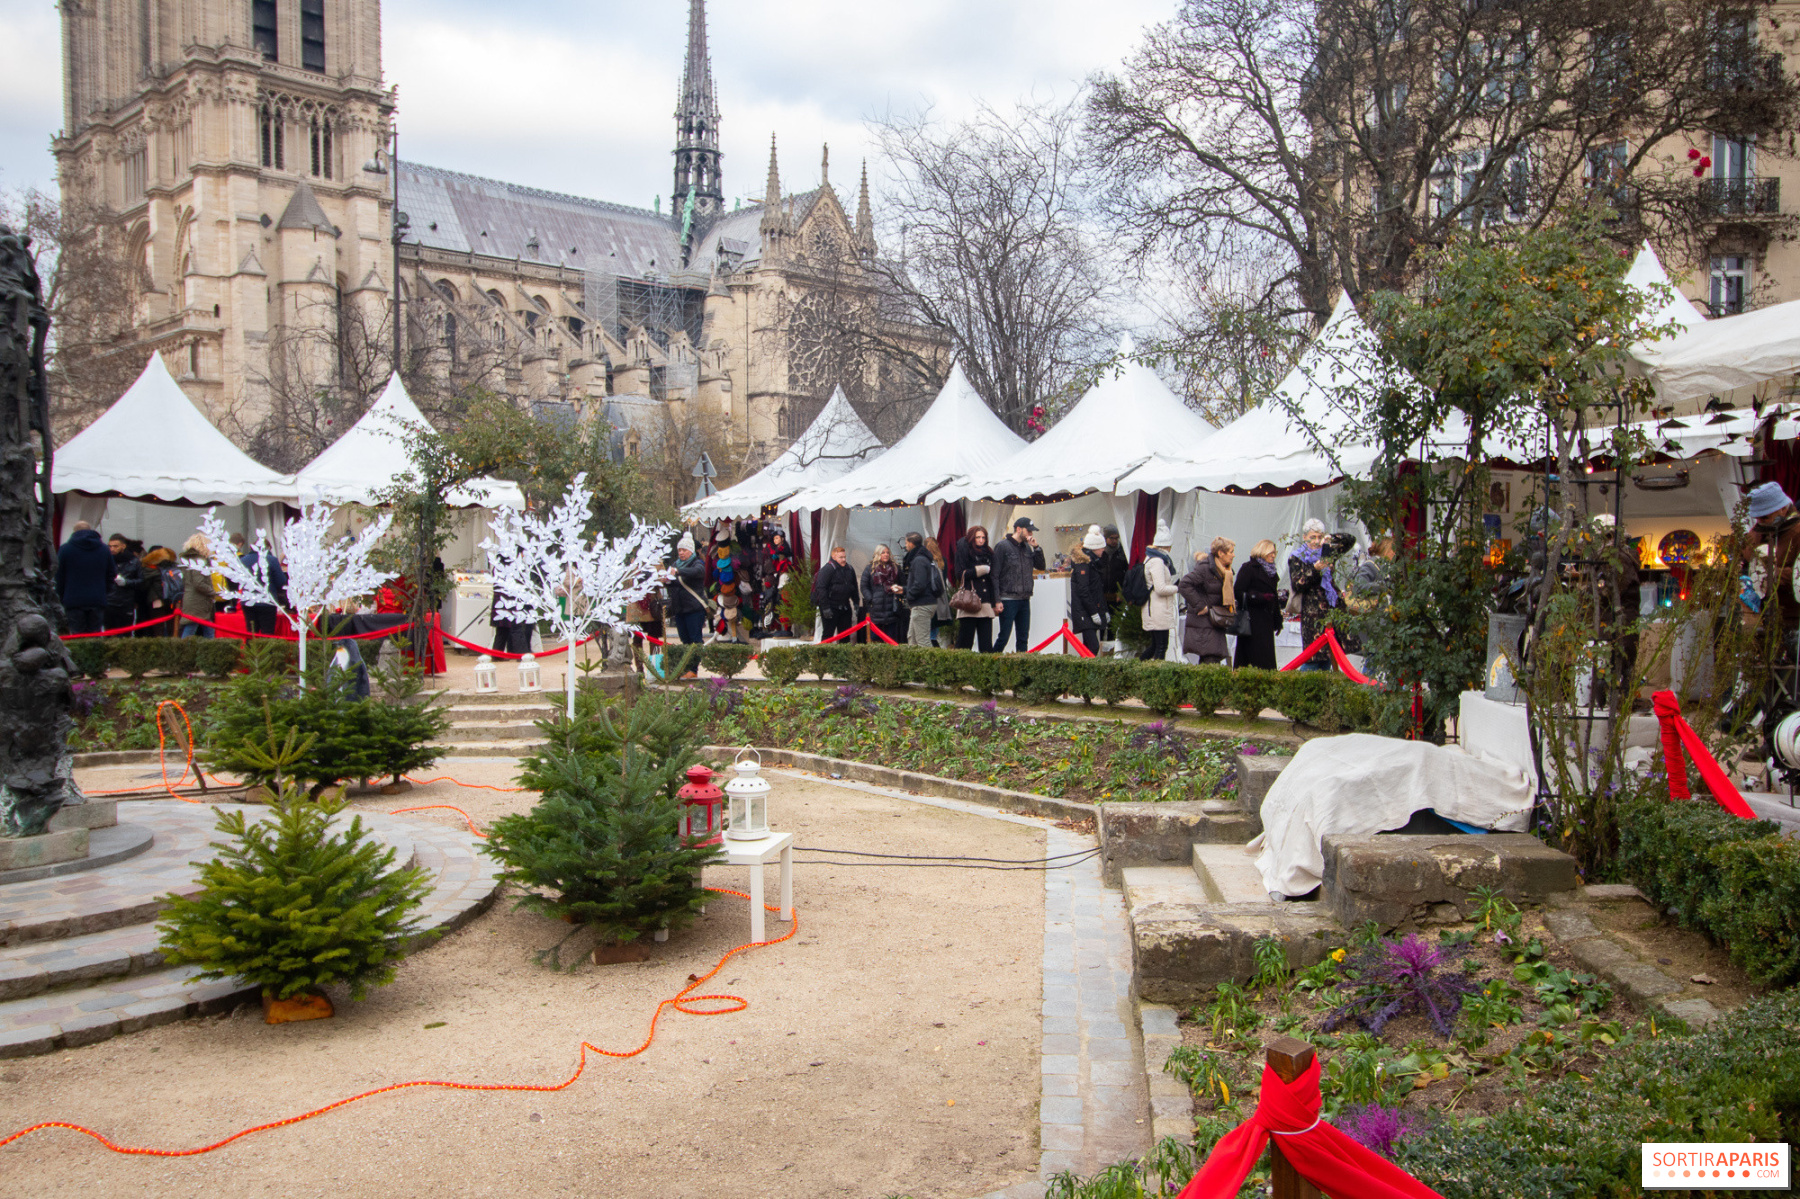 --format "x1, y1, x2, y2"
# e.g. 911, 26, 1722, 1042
1235, 606, 1252, 638
931, 565, 956, 621
949, 583, 983, 615
1207, 605, 1235, 630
